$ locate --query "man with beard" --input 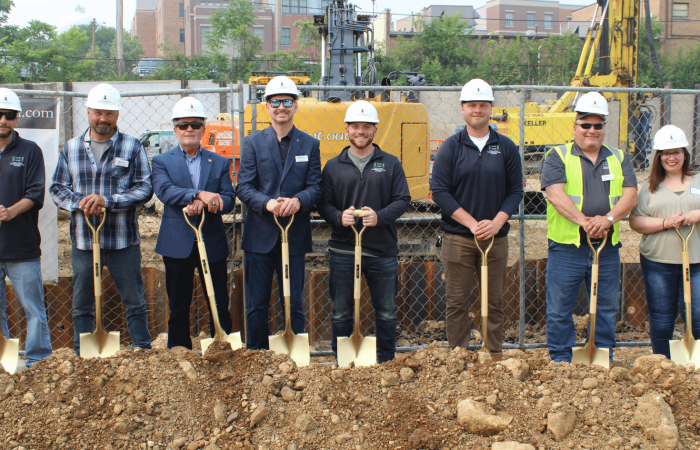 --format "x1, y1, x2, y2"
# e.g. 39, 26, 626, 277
0, 88, 53, 367
50, 83, 153, 355
431, 79, 523, 360
318, 101, 410, 363
237, 76, 322, 350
